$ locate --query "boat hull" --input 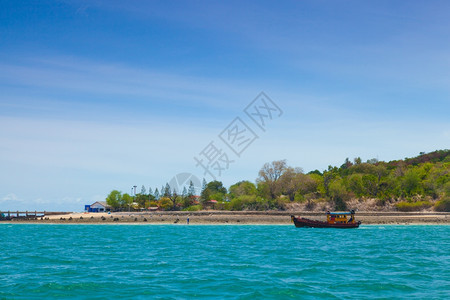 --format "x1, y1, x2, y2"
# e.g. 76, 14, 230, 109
292, 216, 361, 229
